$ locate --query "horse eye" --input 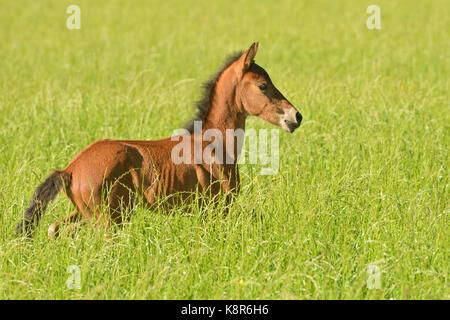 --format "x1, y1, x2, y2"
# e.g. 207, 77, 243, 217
258, 83, 267, 91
